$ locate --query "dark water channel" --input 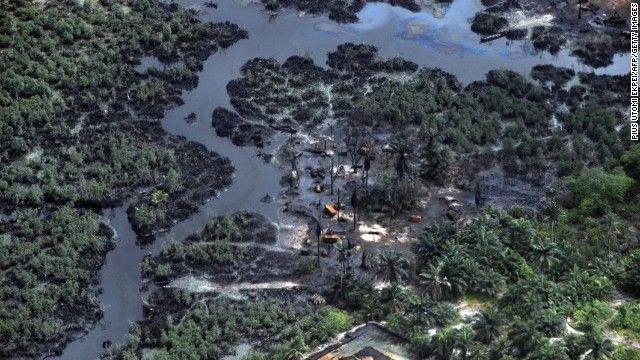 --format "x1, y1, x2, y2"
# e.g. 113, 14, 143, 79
52, 0, 629, 359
